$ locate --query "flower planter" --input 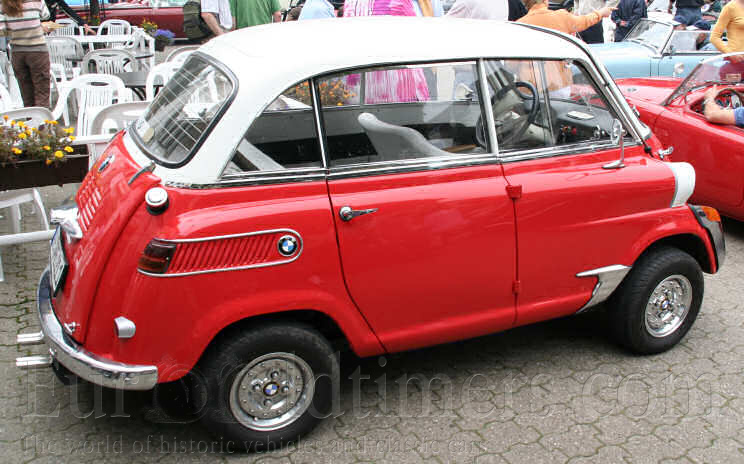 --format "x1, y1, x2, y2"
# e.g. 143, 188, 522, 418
0, 154, 89, 190
155, 40, 167, 52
